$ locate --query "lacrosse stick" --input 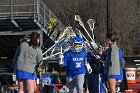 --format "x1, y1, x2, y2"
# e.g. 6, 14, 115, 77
87, 19, 96, 40
43, 52, 61, 60
87, 19, 98, 48
50, 46, 56, 56
59, 46, 63, 65
59, 26, 76, 40
43, 26, 73, 56
75, 15, 98, 49
43, 35, 67, 55
67, 26, 76, 37
75, 15, 94, 42
43, 27, 68, 56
